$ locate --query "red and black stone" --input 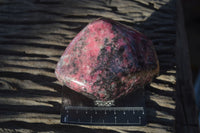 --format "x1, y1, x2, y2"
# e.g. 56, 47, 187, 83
55, 18, 159, 102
